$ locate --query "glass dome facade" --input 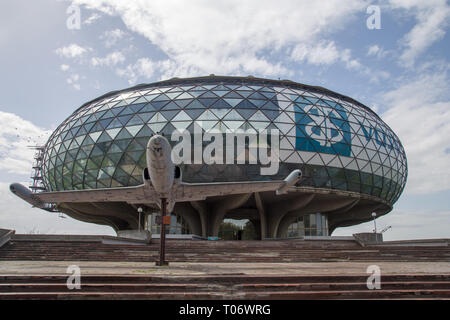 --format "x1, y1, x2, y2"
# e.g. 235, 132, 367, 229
41, 76, 407, 206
